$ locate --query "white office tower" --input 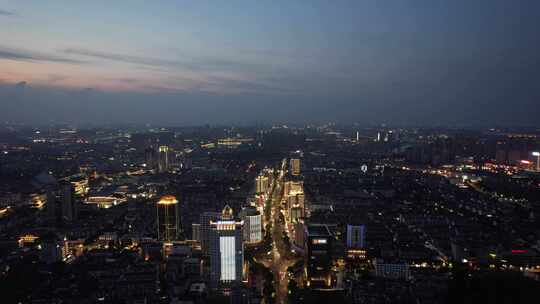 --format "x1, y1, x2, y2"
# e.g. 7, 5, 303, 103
199, 211, 221, 255
346, 224, 366, 249
209, 205, 244, 286
290, 158, 301, 176
239, 206, 262, 244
